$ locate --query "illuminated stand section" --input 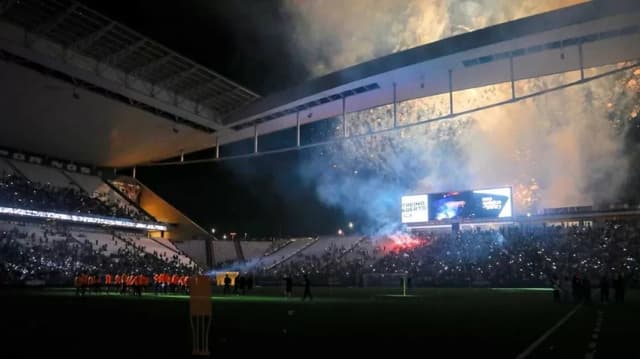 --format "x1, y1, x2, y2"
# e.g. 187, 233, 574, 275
402, 187, 513, 231
0, 206, 167, 231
